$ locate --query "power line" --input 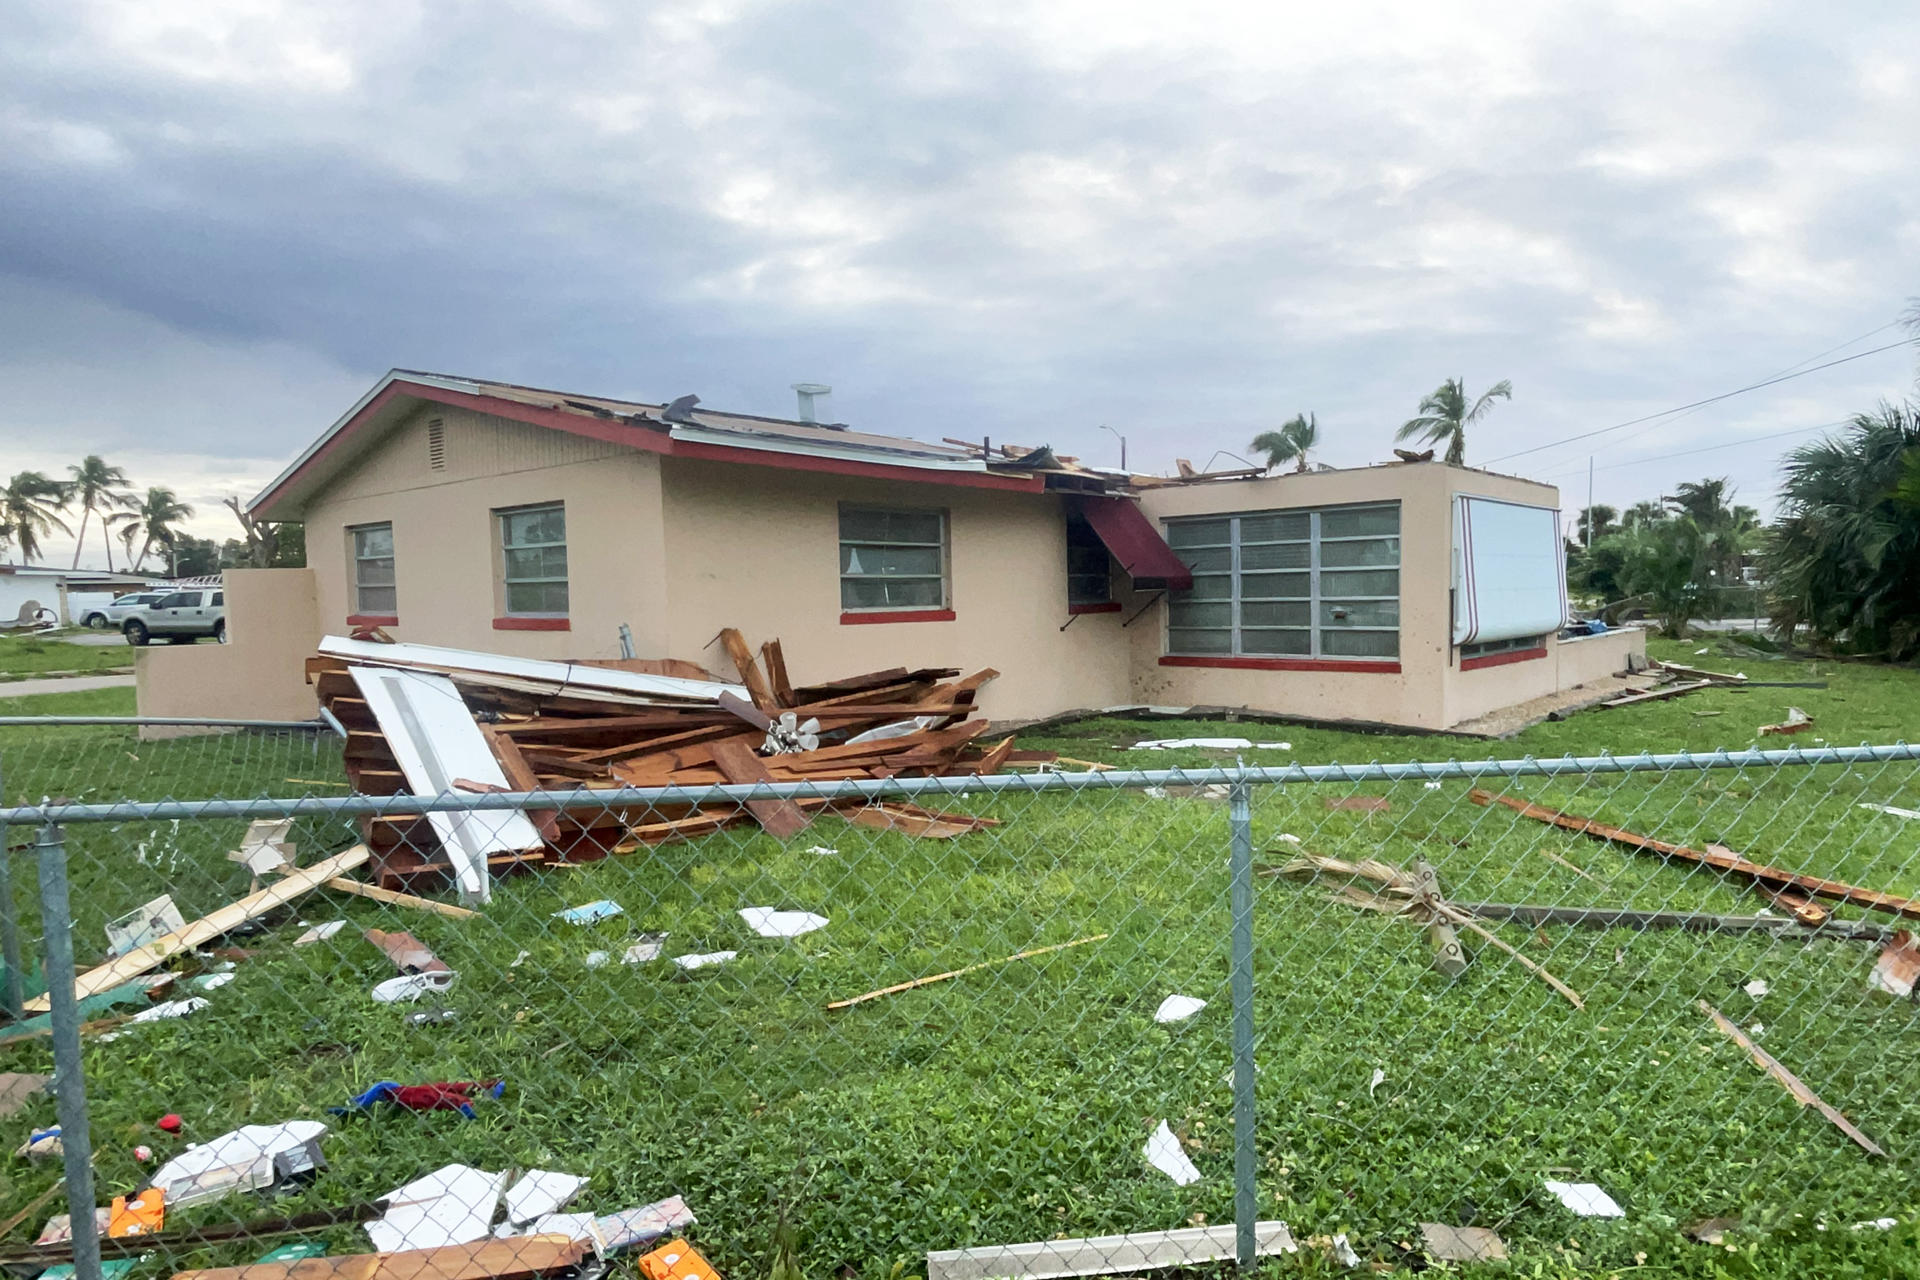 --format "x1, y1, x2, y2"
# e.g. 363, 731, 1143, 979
1485, 336, 1913, 465
1540, 418, 1853, 480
